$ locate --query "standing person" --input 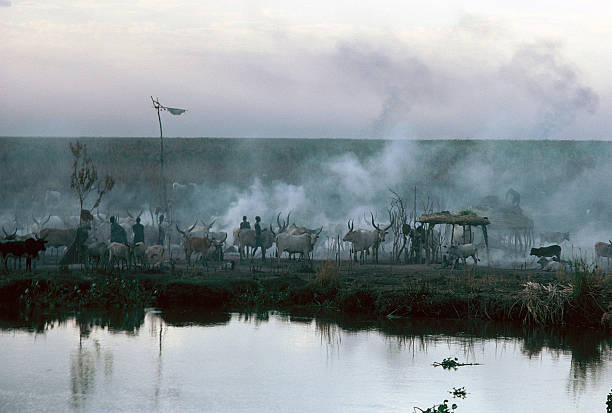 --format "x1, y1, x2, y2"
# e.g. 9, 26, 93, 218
240, 216, 251, 230
110, 216, 128, 244
132, 216, 145, 246
253, 216, 265, 262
